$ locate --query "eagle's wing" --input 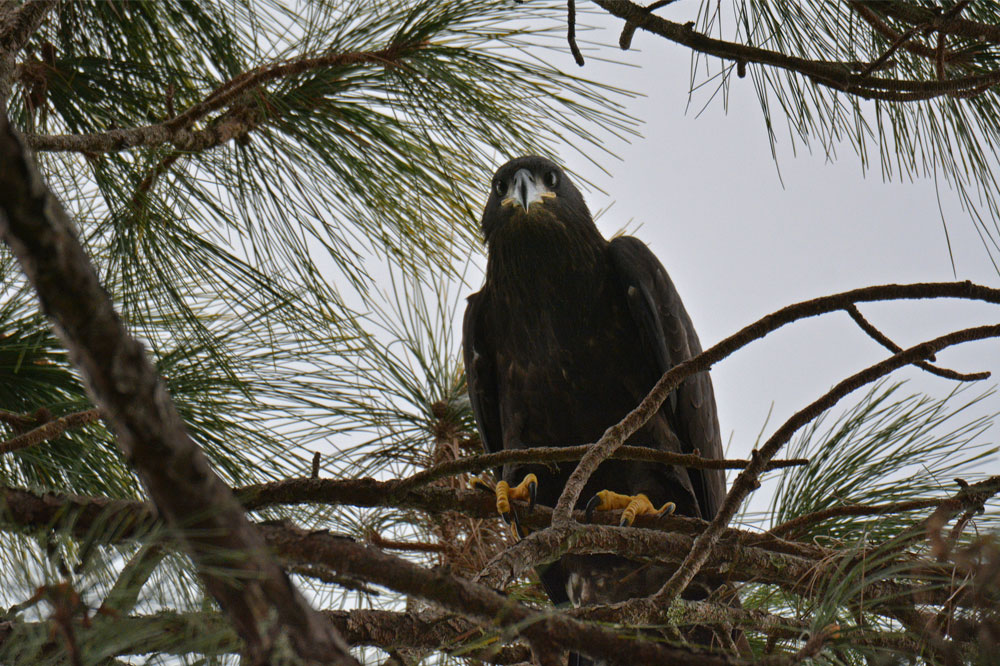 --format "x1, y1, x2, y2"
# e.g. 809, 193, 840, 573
463, 292, 503, 457
608, 236, 725, 520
